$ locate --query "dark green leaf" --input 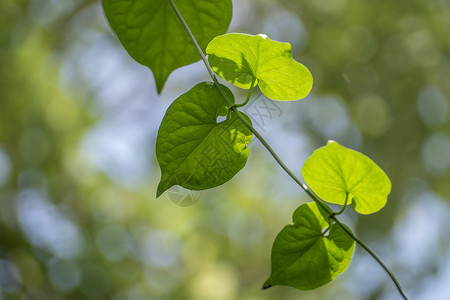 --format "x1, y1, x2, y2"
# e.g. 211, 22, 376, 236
264, 202, 355, 290
102, 0, 232, 93
156, 82, 253, 197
